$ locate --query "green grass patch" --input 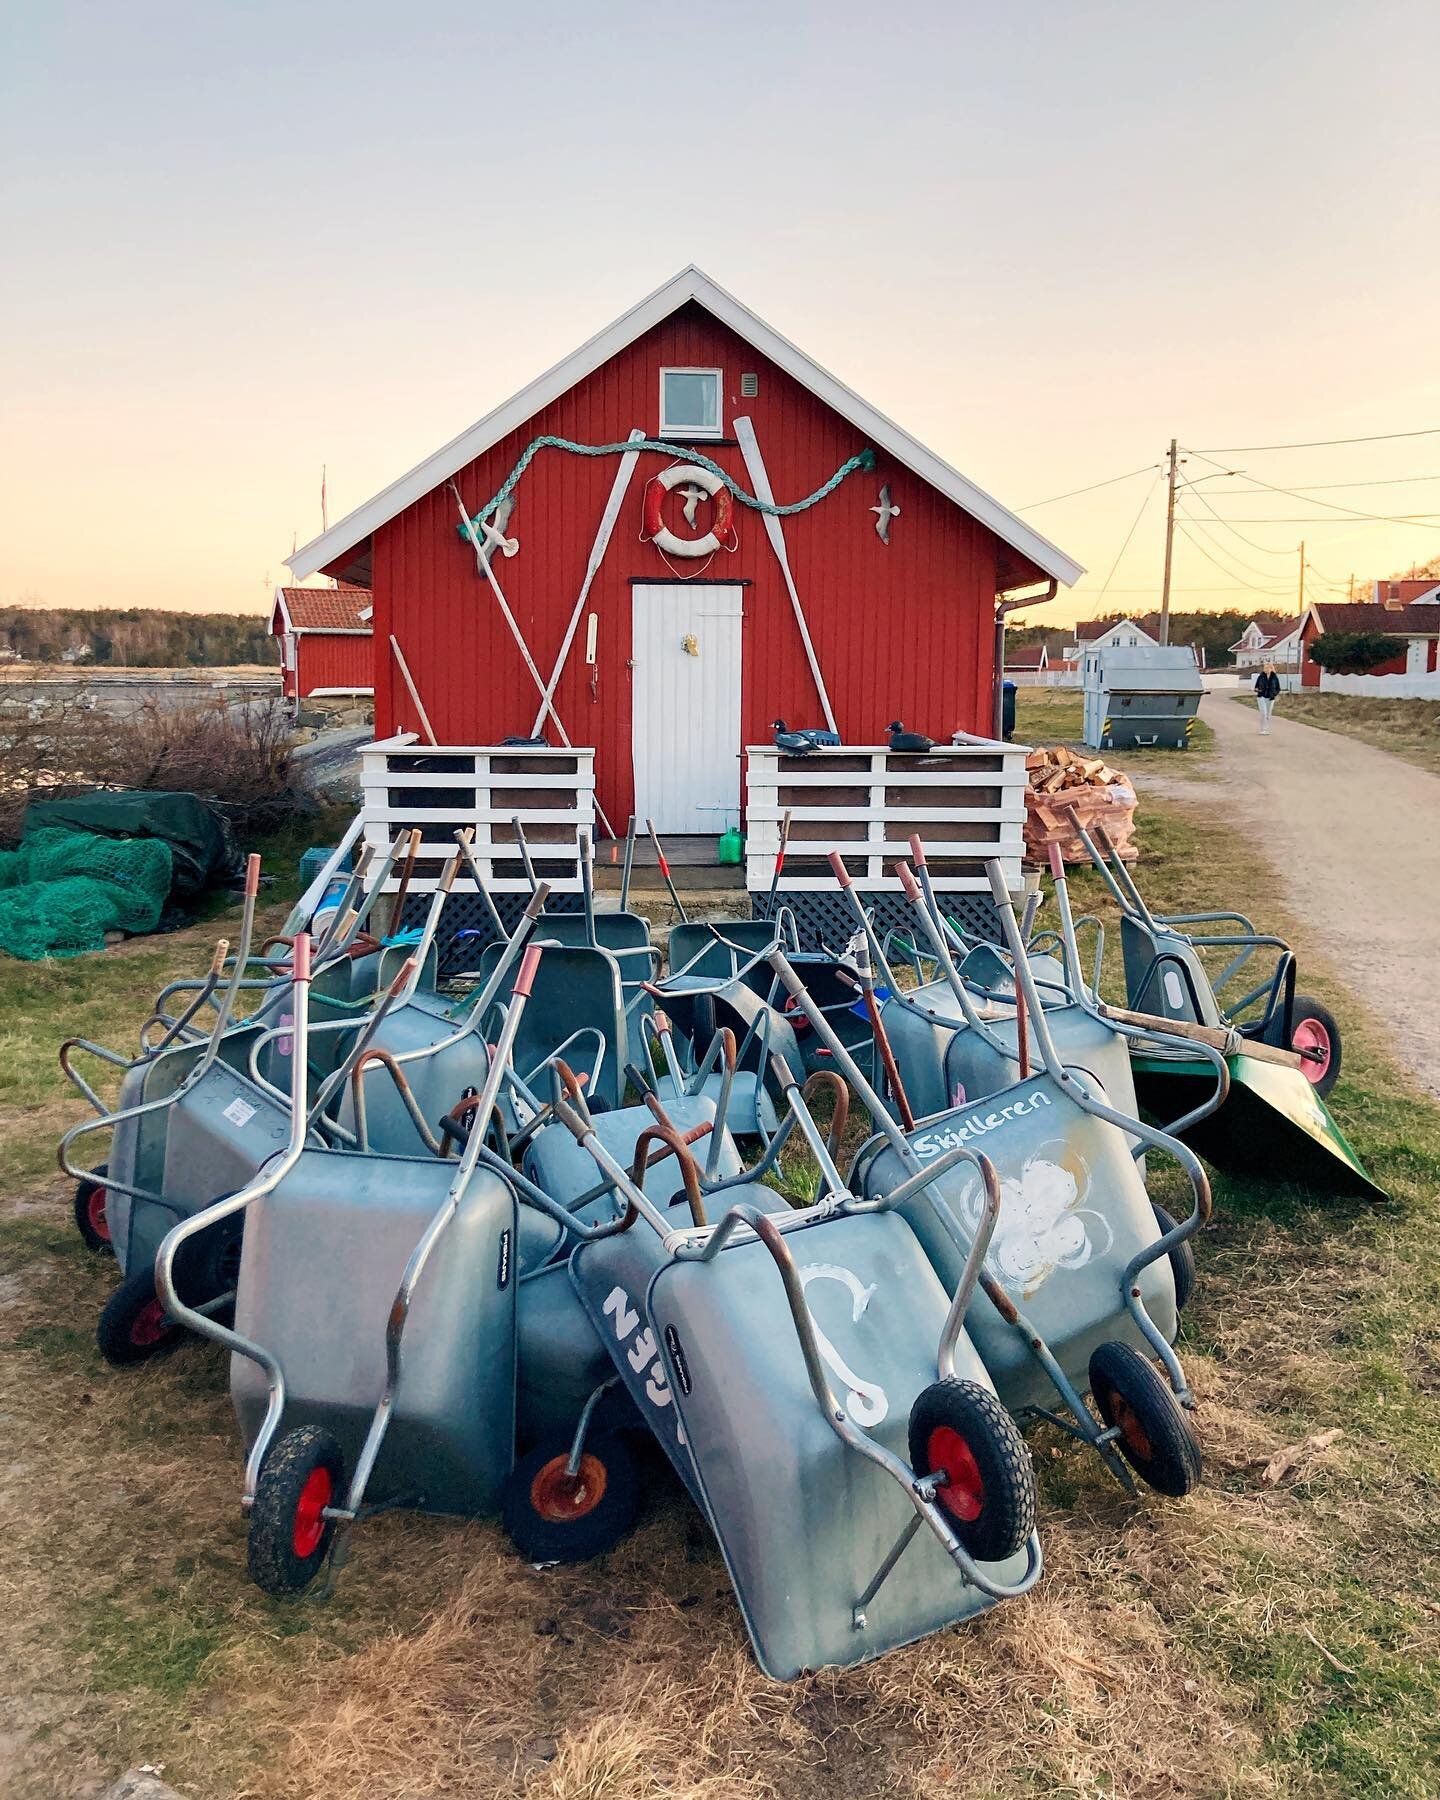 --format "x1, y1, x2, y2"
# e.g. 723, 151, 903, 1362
1234, 690, 1440, 777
